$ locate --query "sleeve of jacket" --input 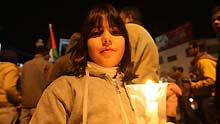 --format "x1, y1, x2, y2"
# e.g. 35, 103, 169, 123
191, 59, 216, 88
4, 65, 22, 104
29, 77, 75, 124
